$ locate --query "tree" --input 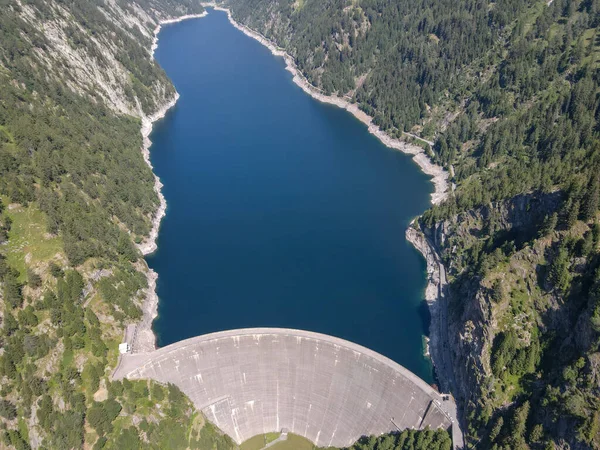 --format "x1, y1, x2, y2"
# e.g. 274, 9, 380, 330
37, 395, 54, 431
489, 416, 504, 442
509, 401, 530, 447
18, 306, 39, 327
49, 262, 64, 278
151, 383, 165, 402
5, 430, 30, 450
66, 270, 84, 303
566, 200, 580, 229
540, 213, 558, 237
87, 399, 122, 436
27, 268, 42, 288
491, 279, 505, 302
0, 400, 17, 420
3, 274, 23, 308
117, 232, 138, 262
3, 312, 18, 336
114, 427, 141, 449
581, 175, 600, 221
529, 424, 544, 443
577, 231, 594, 257
547, 246, 571, 295
93, 436, 107, 450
